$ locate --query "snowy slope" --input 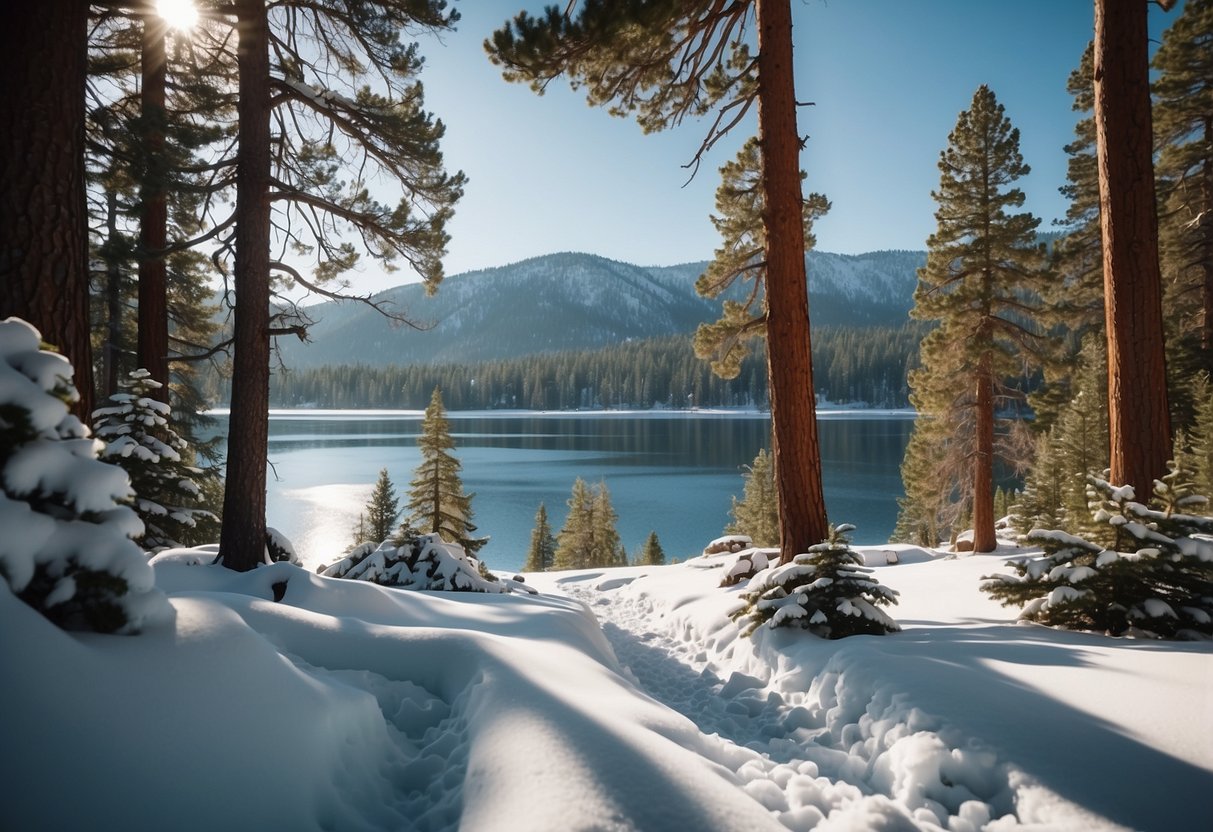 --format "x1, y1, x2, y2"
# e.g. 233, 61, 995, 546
273, 249, 922, 369
3, 545, 1208, 831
